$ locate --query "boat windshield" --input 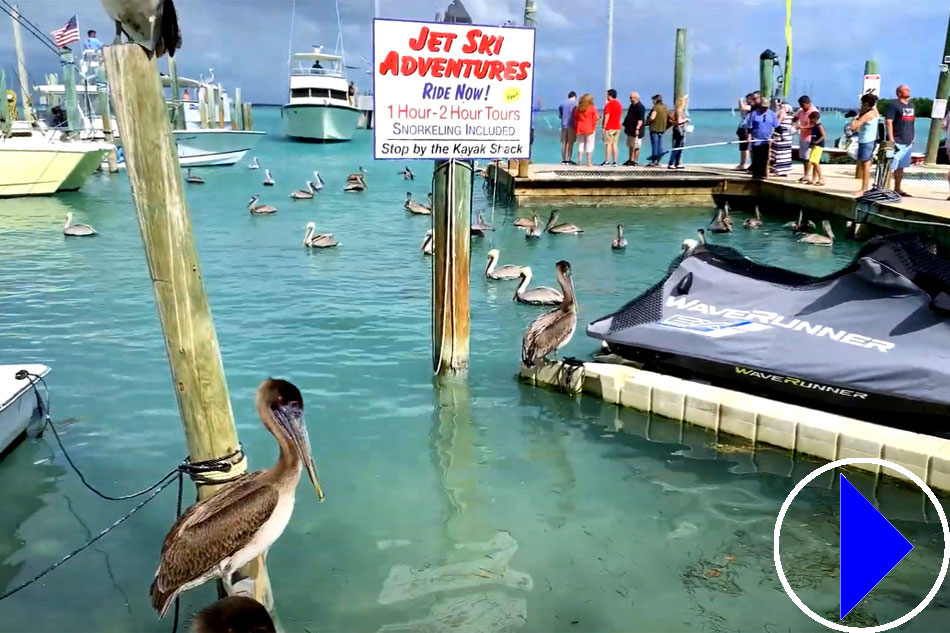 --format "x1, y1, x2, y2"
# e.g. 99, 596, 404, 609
291, 58, 345, 78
